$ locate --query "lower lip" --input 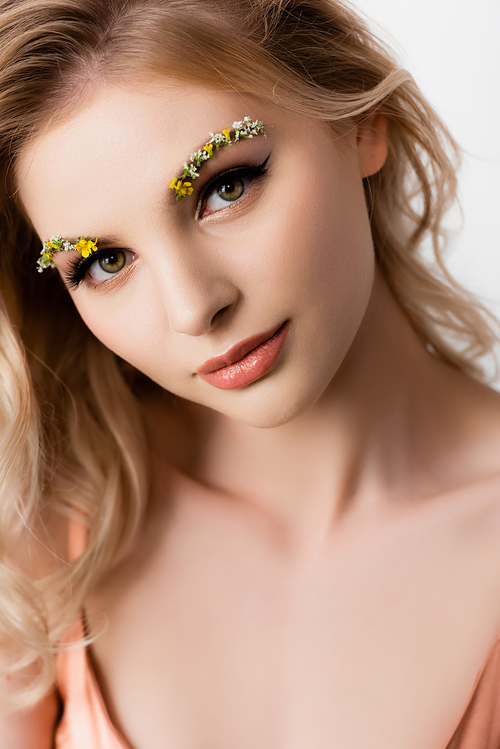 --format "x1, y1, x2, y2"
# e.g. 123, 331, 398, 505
198, 322, 289, 390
